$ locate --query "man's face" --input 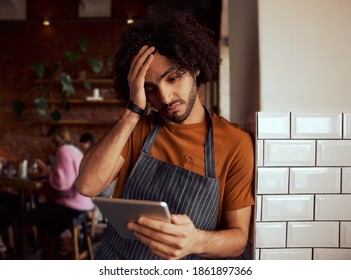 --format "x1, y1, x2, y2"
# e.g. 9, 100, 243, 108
144, 53, 199, 124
